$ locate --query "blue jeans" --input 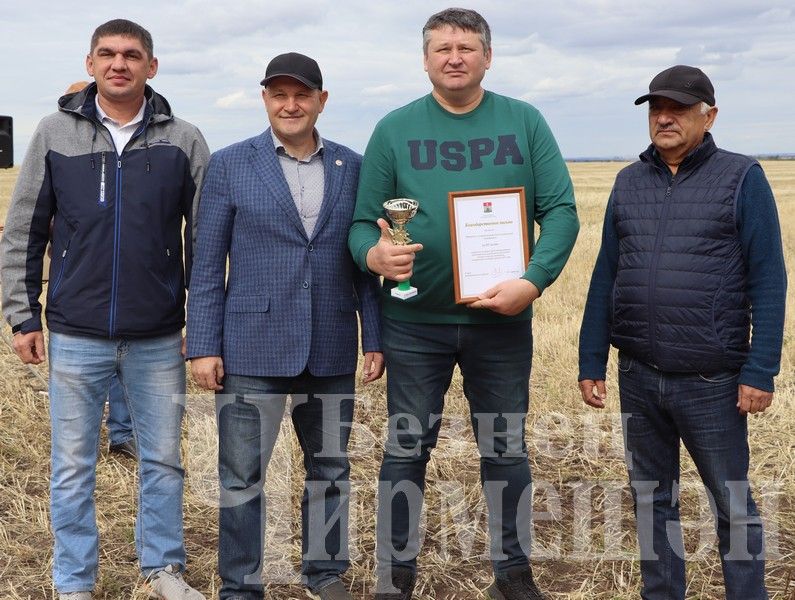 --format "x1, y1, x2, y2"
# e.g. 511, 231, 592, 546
106, 374, 133, 446
217, 371, 354, 598
618, 353, 767, 600
48, 331, 187, 593
377, 317, 533, 577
